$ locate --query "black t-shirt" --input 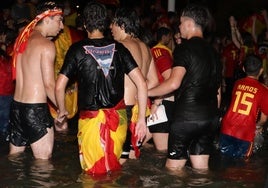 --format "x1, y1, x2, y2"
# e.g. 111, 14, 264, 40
173, 37, 222, 121
60, 38, 138, 111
